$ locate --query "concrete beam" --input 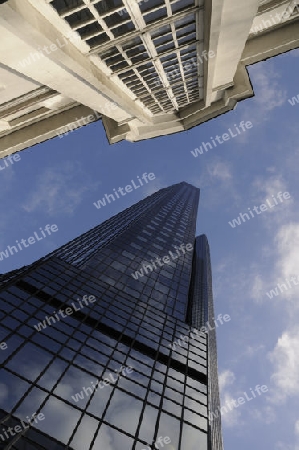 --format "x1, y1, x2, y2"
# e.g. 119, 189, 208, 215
0, 104, 99, 155
0, 1, 153, 124
203, 0, 224, 106
212, 0, 260, 89
181, 63, 253, 129
102, 116, 131, 144
242, 17, 299, 64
